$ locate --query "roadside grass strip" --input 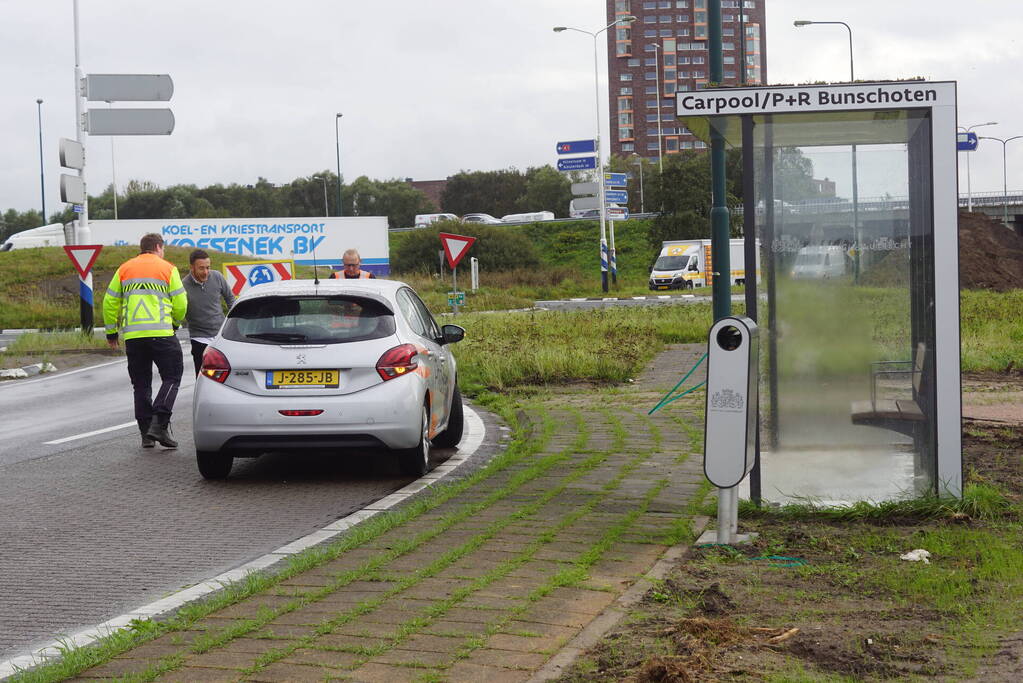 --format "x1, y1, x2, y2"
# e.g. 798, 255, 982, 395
231, 407, 672, 677
233, 407, 626, 675
4, 404, 552, 683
